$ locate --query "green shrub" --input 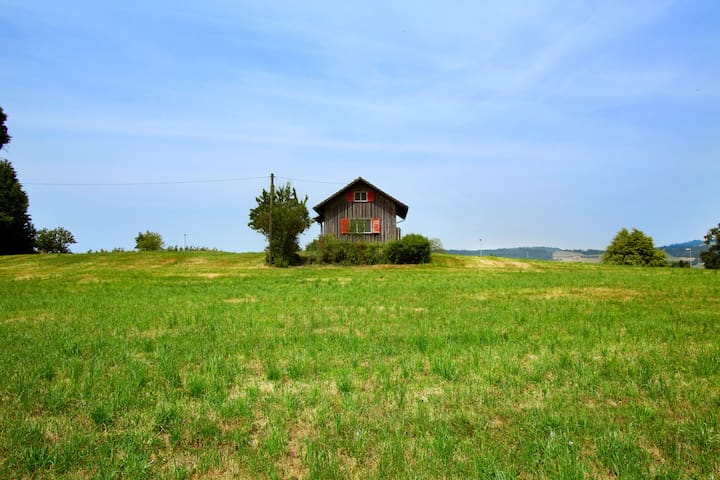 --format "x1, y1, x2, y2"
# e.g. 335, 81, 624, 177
134, 231, 164, 251
35, 227, 76, 253
306, 235, 385, 265
306, 233, 432, 265
602, 228, 667, 267
386, 234, 432, 264
670, 260, 691, 268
